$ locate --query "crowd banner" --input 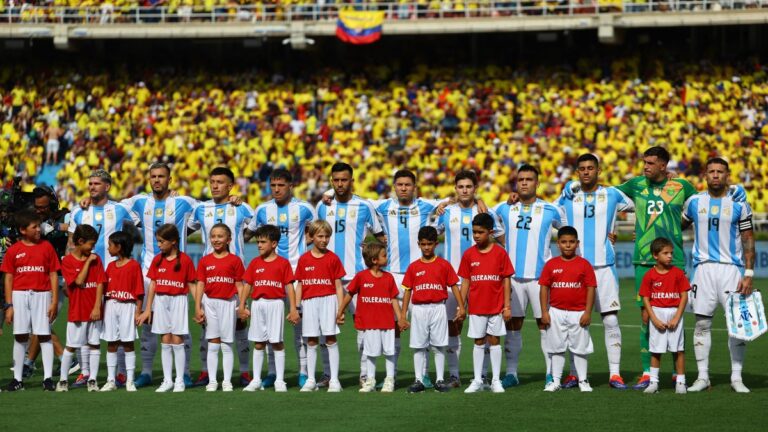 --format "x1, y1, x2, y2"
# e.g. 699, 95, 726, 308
336, 10, 384, 45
